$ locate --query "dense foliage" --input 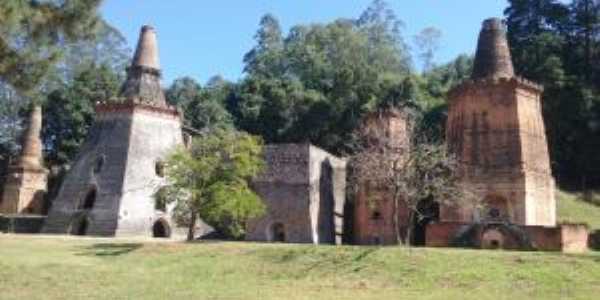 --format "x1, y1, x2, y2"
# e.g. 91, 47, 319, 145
505, 0, 600, 188
162, 129, 265, 240
0, 0, 103, 93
